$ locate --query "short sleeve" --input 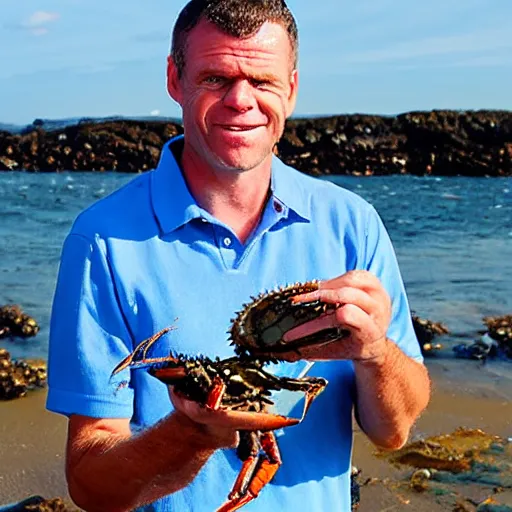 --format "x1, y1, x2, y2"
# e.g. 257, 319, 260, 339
362, 206, 423, 363
46, 233, 135, 418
